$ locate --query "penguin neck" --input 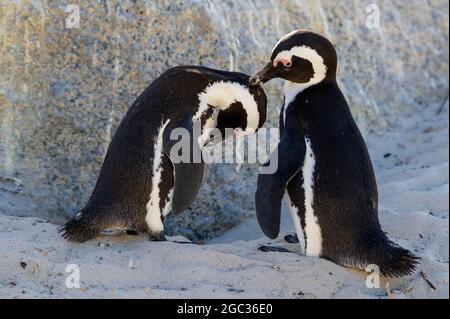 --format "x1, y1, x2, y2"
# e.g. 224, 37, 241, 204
198, 107, 219, 147
283, 79, 338, 107
282, 79, 342, 127
283, 76, 335, 98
